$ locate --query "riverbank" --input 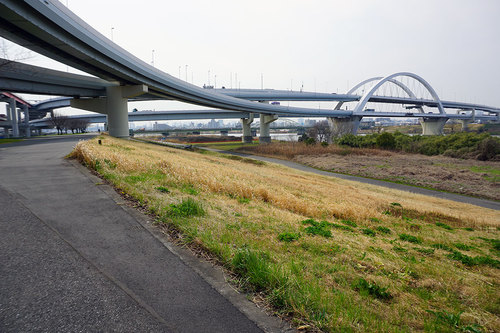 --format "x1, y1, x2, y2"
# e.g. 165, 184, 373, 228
72, 136, 499, 332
